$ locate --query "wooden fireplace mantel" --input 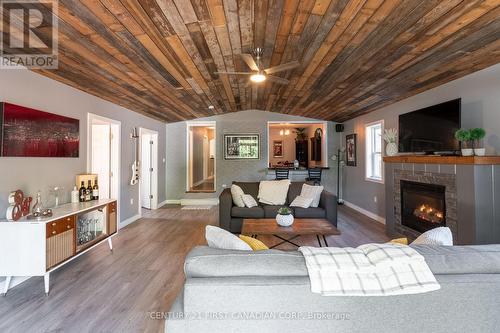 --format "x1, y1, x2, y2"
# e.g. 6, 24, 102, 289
383, 155, 500, 165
